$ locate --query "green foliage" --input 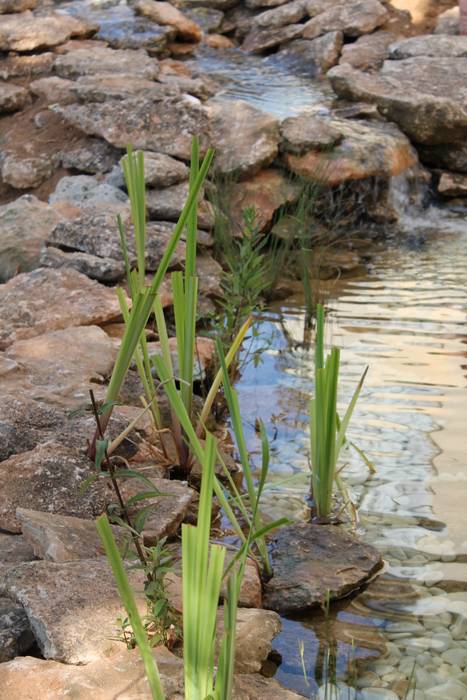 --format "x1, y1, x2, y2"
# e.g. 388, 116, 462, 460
309, 304, 368, 520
